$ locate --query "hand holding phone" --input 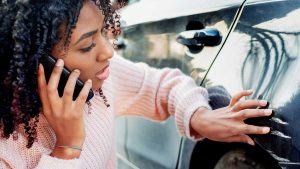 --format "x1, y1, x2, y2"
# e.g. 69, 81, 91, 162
37, 58, 90, 156
40, 55, 94, 102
